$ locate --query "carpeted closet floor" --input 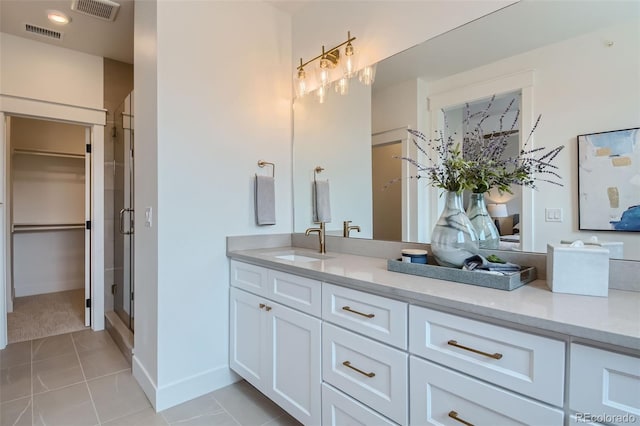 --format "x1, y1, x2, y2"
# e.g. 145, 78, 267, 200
7, 289, 87, 343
